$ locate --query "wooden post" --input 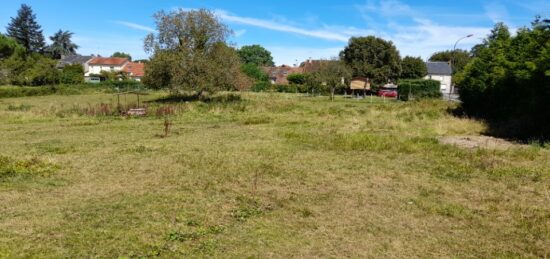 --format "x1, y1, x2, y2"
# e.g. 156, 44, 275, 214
137, 93, 140, 108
